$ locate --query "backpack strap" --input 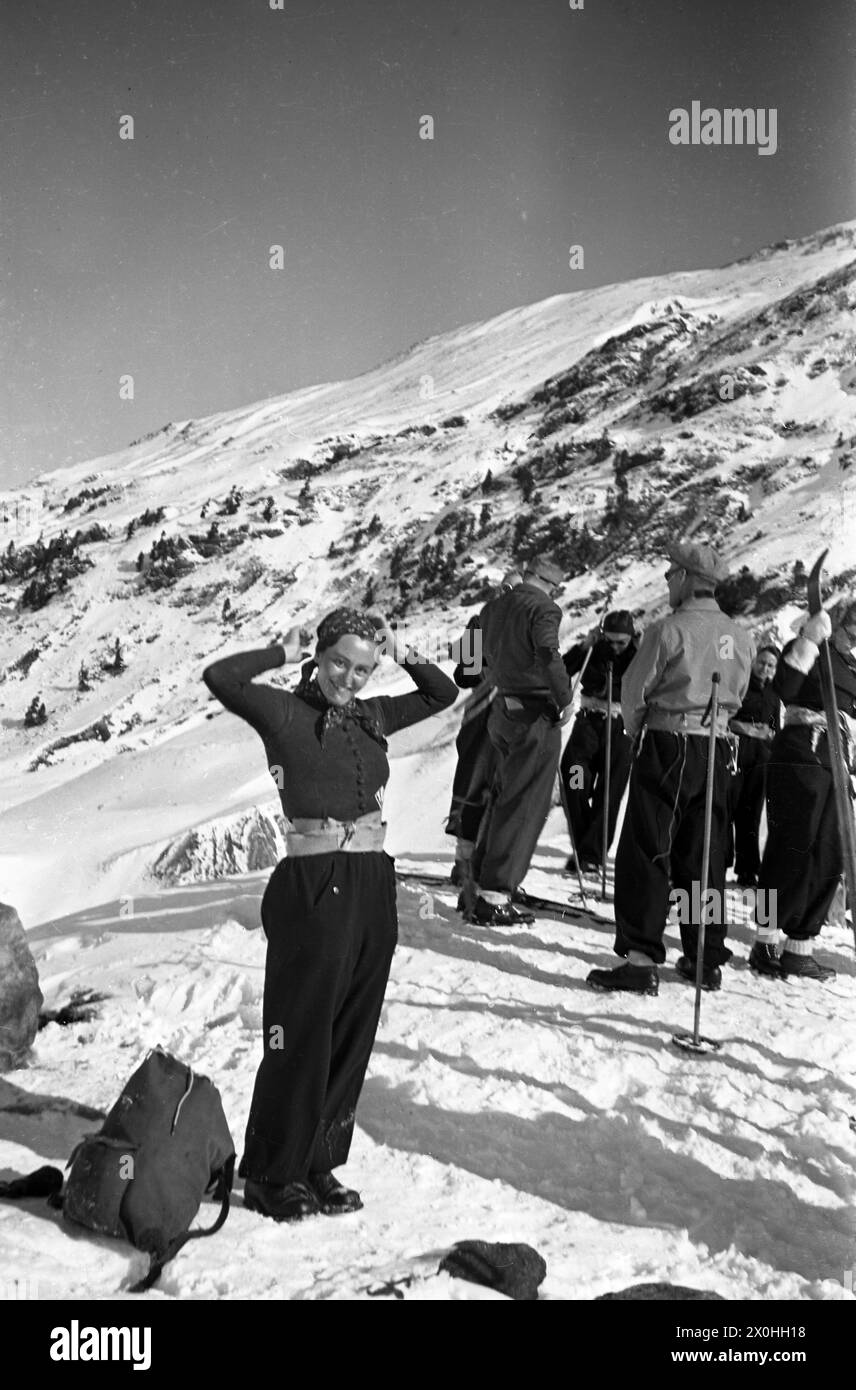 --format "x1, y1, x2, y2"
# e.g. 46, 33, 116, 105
128, 1156, 235, 1295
